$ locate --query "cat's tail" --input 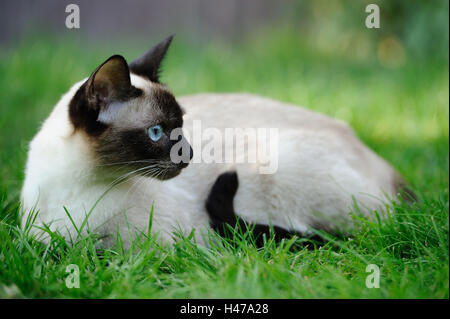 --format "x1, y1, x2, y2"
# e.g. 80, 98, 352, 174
205, 171, 317, 247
